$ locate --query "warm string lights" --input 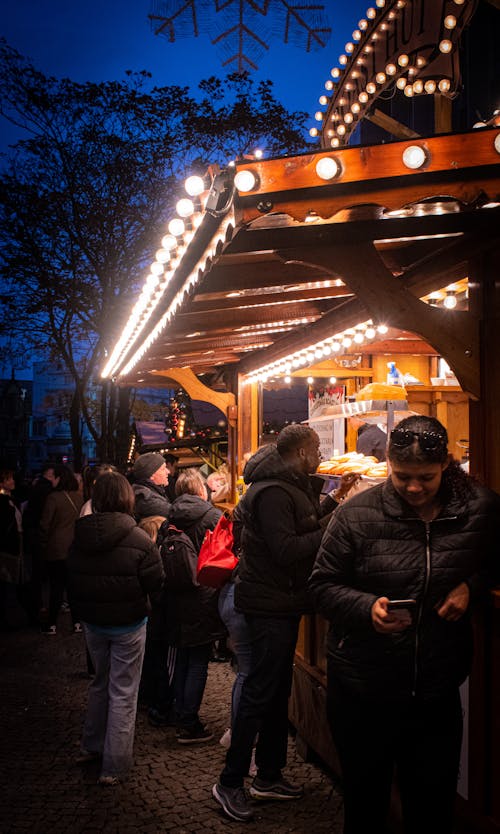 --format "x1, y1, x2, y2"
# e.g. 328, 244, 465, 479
102, 174, 209, 379
309, 0, 469, 146
117, 216, 233, 378
243, 277, 468, 385
243, 321, 387, 385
